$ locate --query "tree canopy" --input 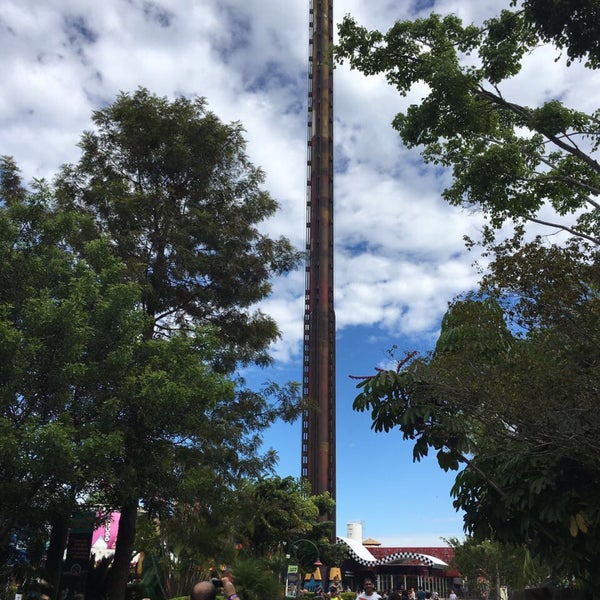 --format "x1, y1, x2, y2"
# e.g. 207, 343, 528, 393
129, 476, 331, 600
352, 243, 600, 592
56, 87, 300, 371
53, 89, 303, 599
336, 1, 600, 595
1, 89, 303, 600
335, 1, 600, 250
519, 0, 600, 67
0, 155, 148, 572
445, 536, 548, 599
